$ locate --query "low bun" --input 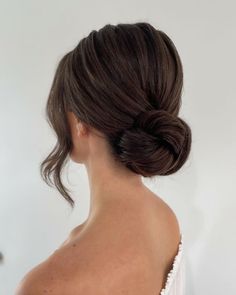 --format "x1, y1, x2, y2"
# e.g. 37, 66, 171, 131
112, 109, 192, 177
